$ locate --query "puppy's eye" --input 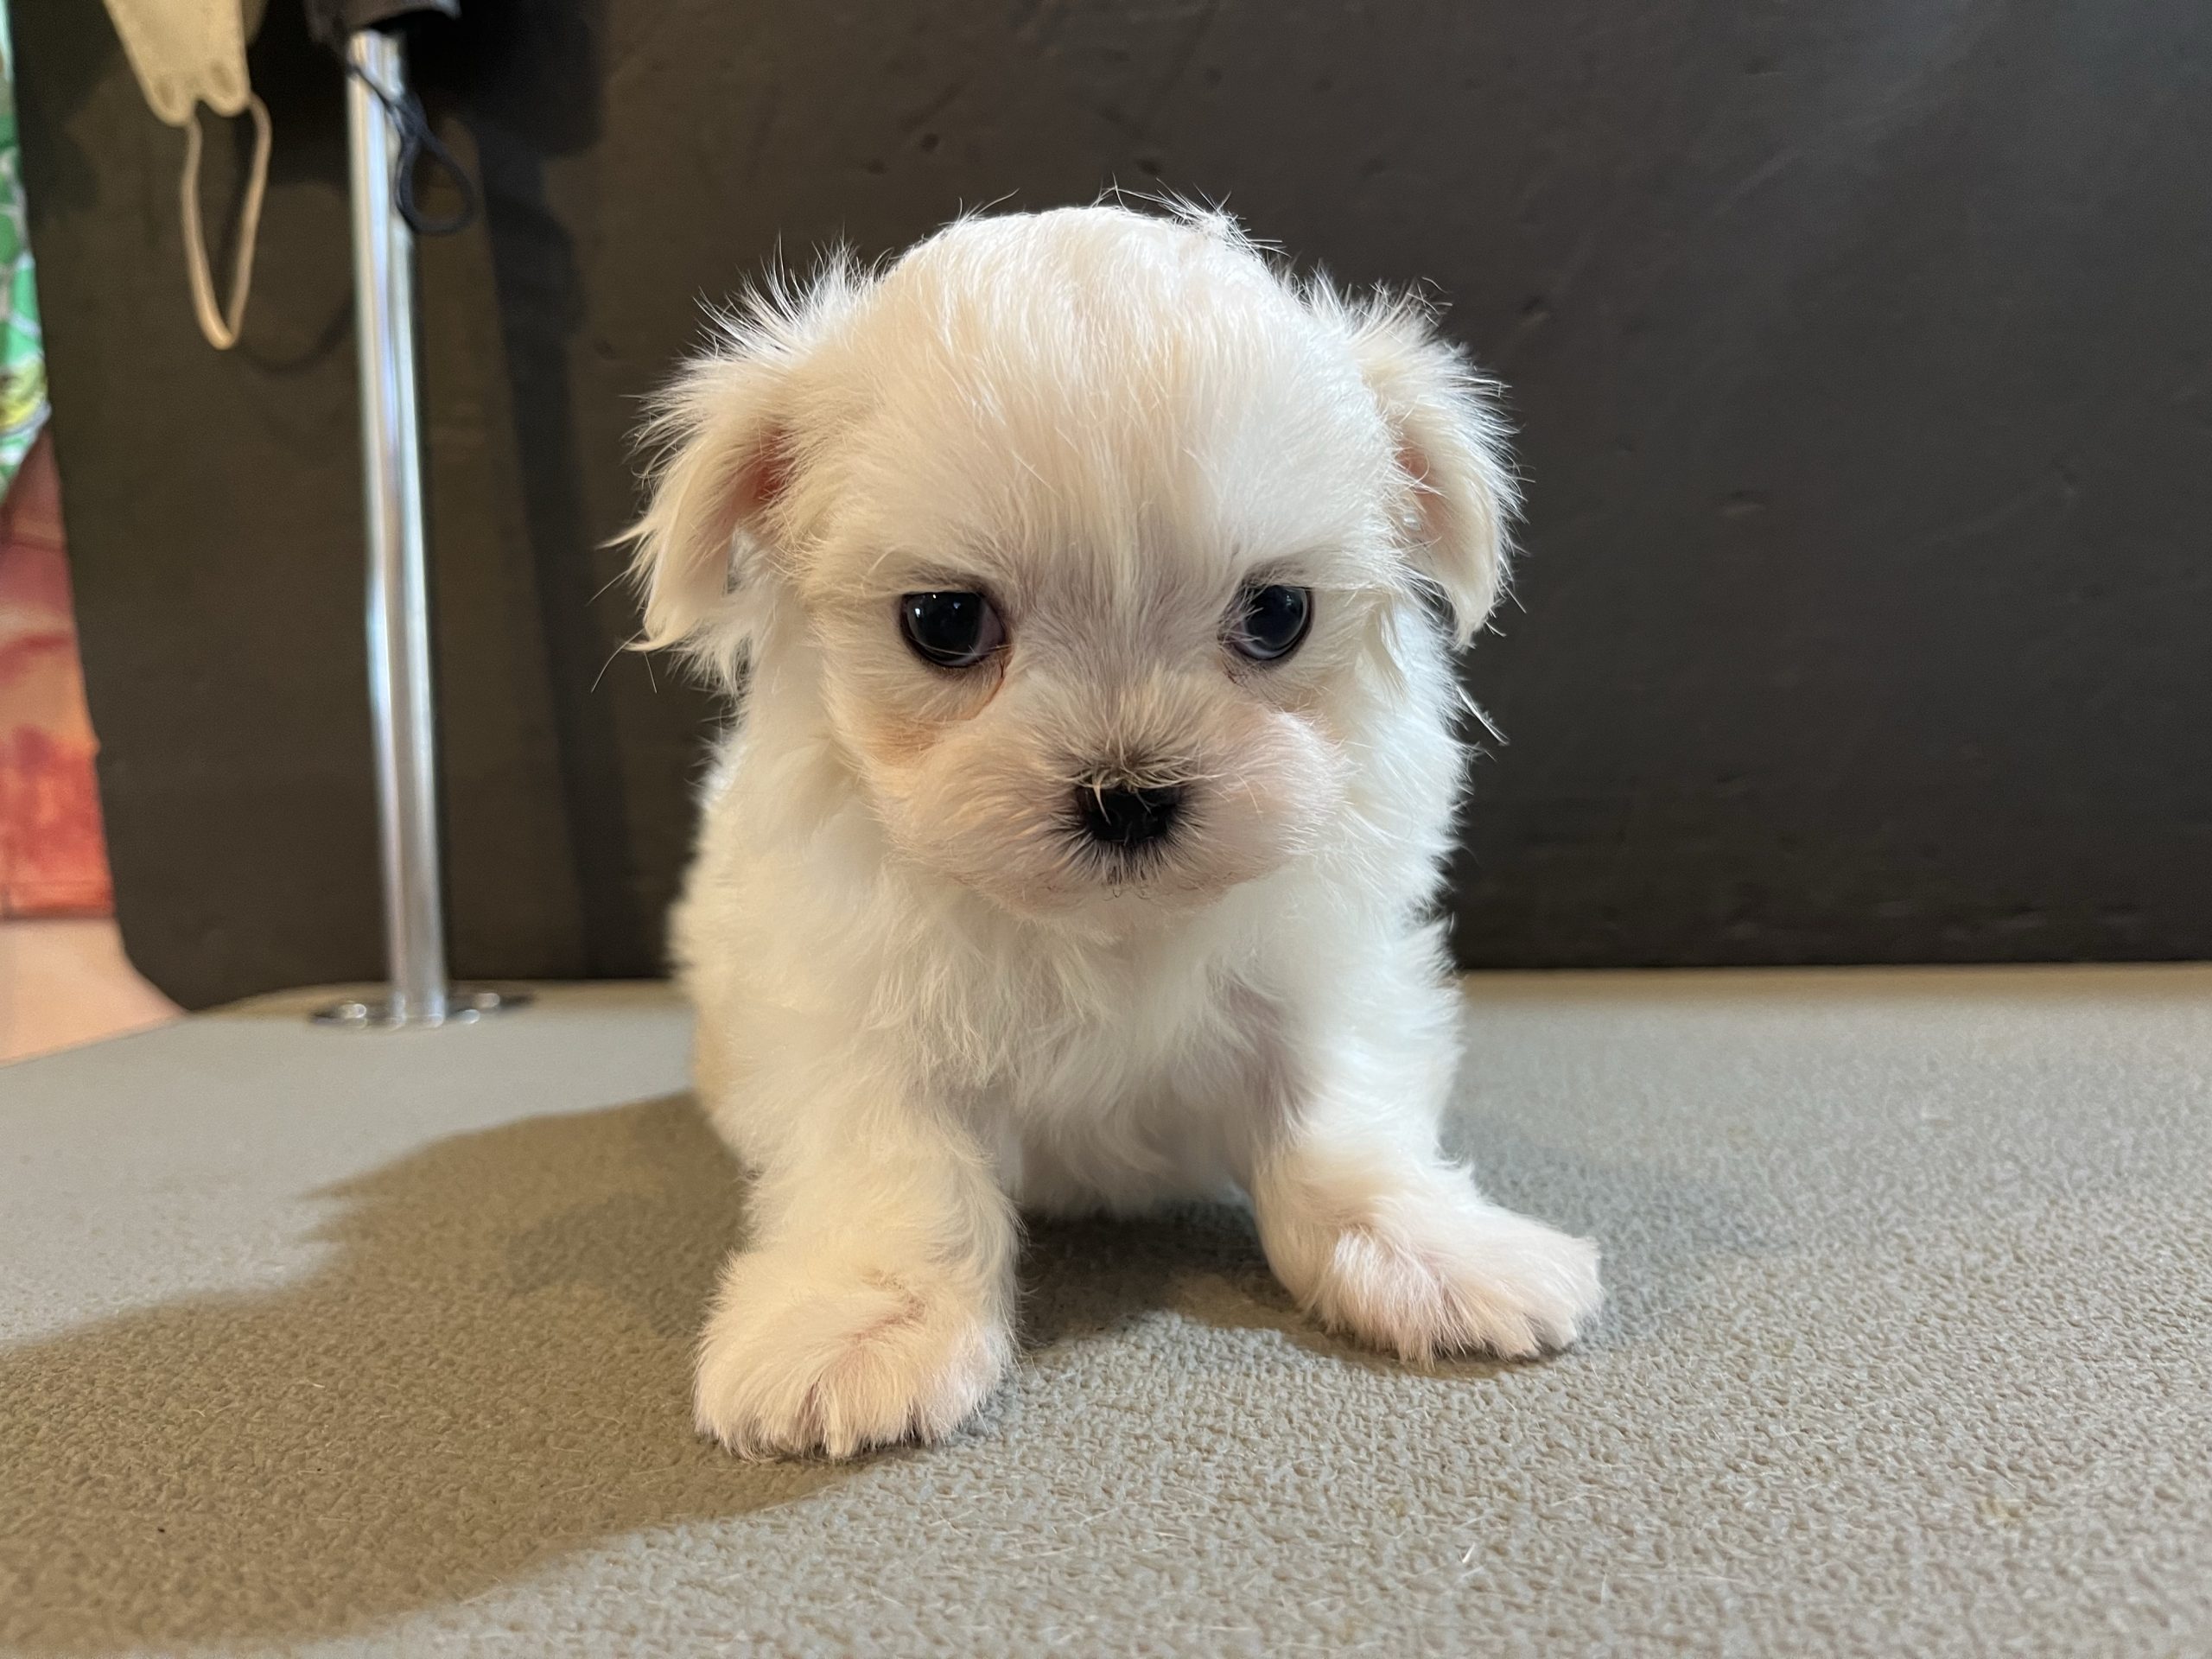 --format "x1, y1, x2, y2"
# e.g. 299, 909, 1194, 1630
899, 591, 1005, 669
1226, 583, 1313, 663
